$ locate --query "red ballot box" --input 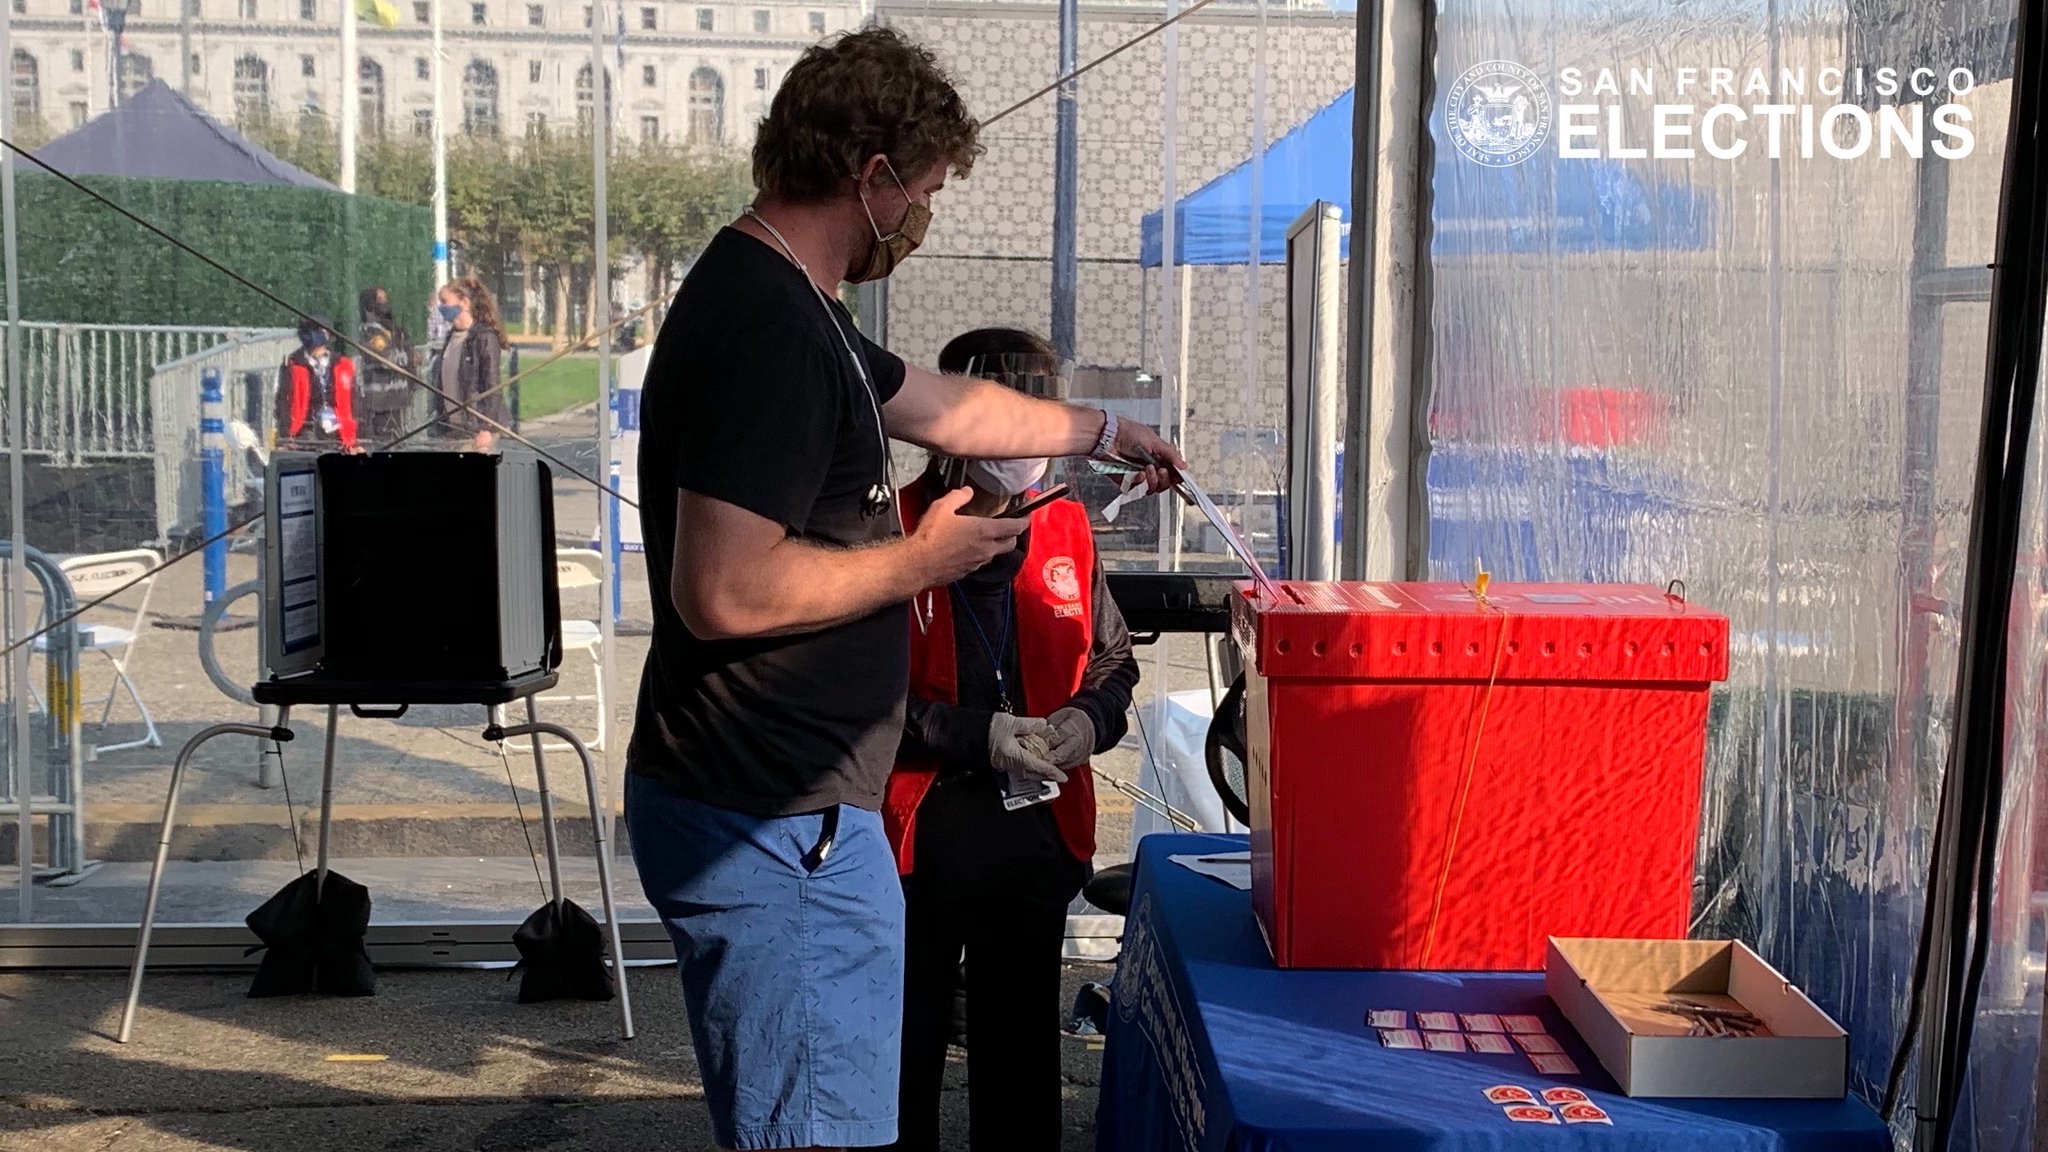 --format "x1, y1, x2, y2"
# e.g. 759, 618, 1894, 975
1230, 581, 1729, 970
